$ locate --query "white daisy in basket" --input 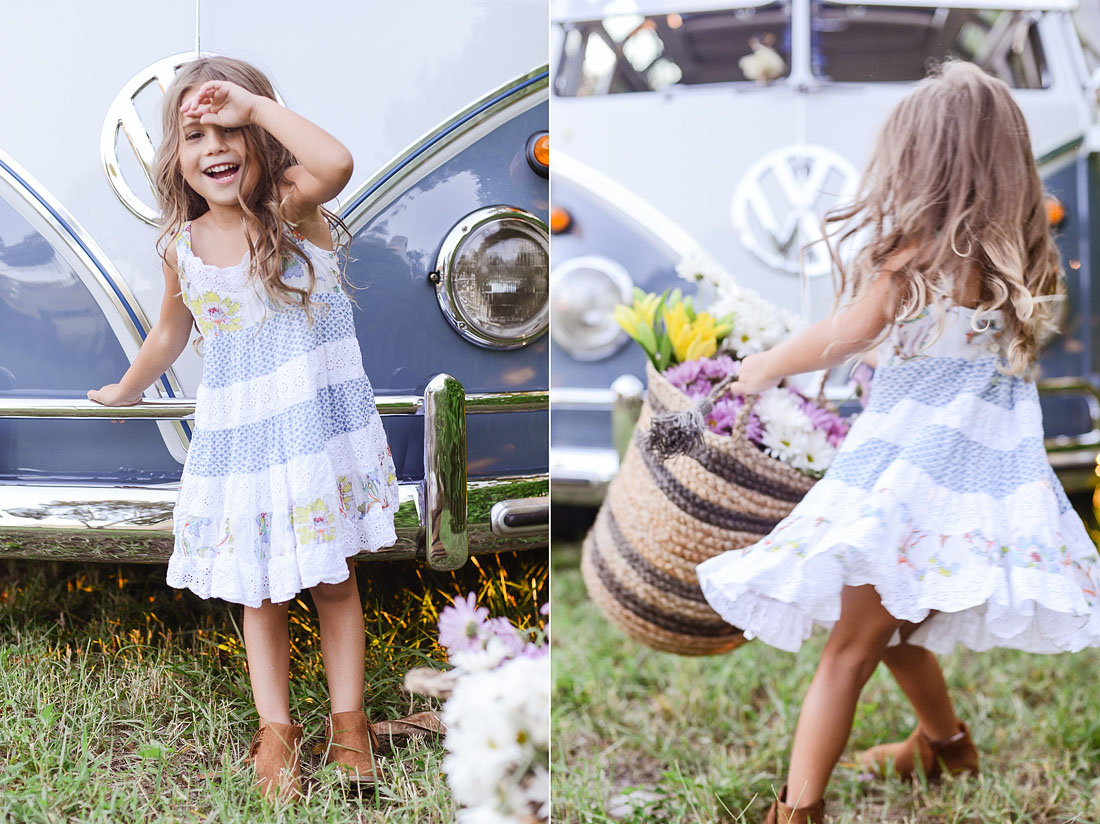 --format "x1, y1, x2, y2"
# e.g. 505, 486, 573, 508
676, 251, 792, 357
